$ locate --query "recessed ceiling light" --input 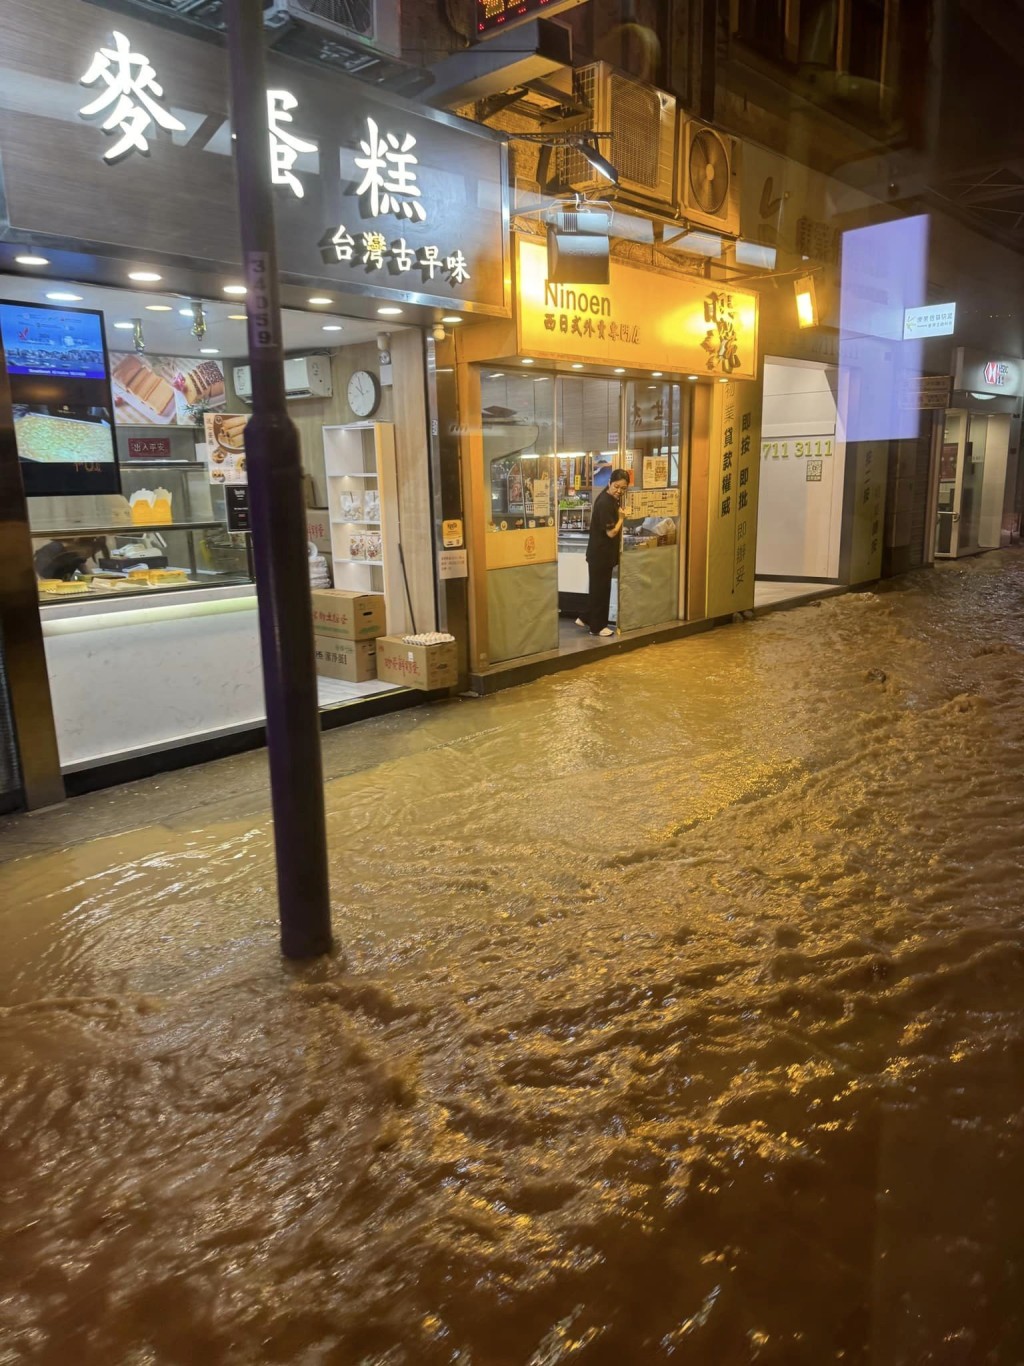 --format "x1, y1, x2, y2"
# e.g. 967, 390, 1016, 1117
322, 324, 342, 331
521, 358, 534, 365
719, 377, 729, 384
687, 375, 698, 381
129, 270, 162, 282
571, 363, 584, 370
223, 285, 247, 296
228, 313, 247, 321
614, 367, 626, 374
441, 315, 462, 324
15, 254, 49, 266
308, 296, 332, 305
46, 291, 82, 302
648, 384, 657, 389
377, 306, 403, 316
145, 304, 172, 312
651, 371, 663, 378
178, 307, 194, 317
200, 347, 220, 355
488, 372, 504, 379
113, 321, 135, 330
